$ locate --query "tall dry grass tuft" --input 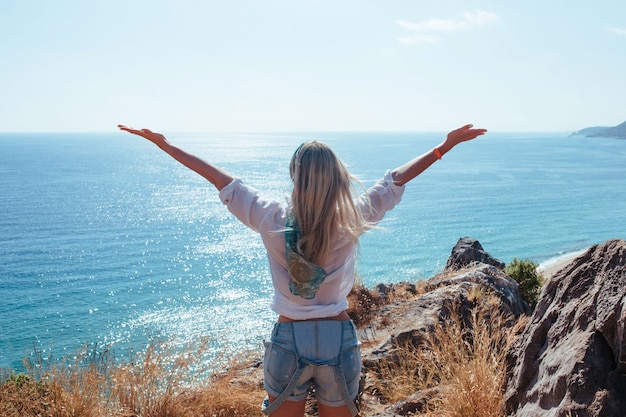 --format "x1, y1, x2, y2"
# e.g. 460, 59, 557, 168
110, 339, 211, 416
431, 301, 525, 417
49, 361, 112, 417
179, 357, 266, 417
369, 291, 527, 417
